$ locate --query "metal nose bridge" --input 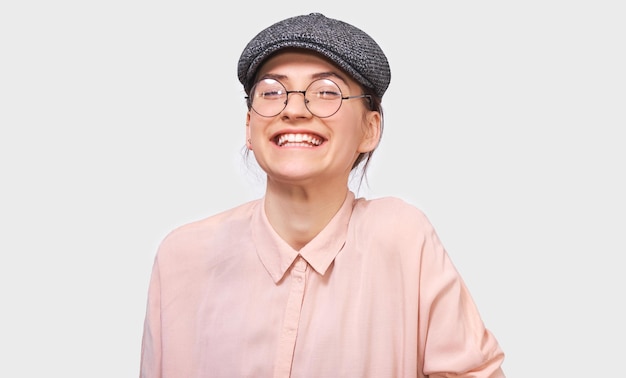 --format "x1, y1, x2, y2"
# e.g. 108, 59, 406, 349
284, 90, 309, 105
